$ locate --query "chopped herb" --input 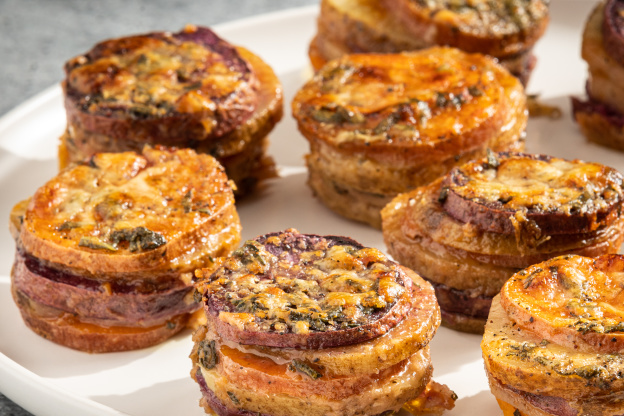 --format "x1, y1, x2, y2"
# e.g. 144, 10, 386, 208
233, 241, 267, 266
226, 391, 240, 405
110, 226, 166, 252
184, 81, 203, 91
78, 236, 118, 251
438, 186, 449, 203
57, 221, 85, 231
372, 113, 399, 135
182, 190, 193, 213
197, 339, 218, 369
311, 105, 364, 124
289, 359, 322, 379
468, 85, 483, 97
